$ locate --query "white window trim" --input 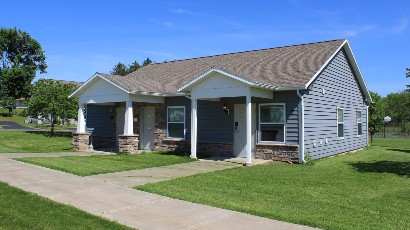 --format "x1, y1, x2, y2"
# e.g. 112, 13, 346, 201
167, 106, 186, 139
337, 107, 344, 139
258, 103, 286, 143
357, 110, 362, 137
